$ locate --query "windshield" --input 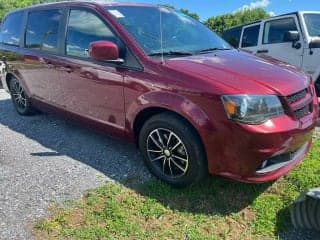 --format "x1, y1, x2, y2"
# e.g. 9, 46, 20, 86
104, 6, 231, 56
304, 13, 320, 37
